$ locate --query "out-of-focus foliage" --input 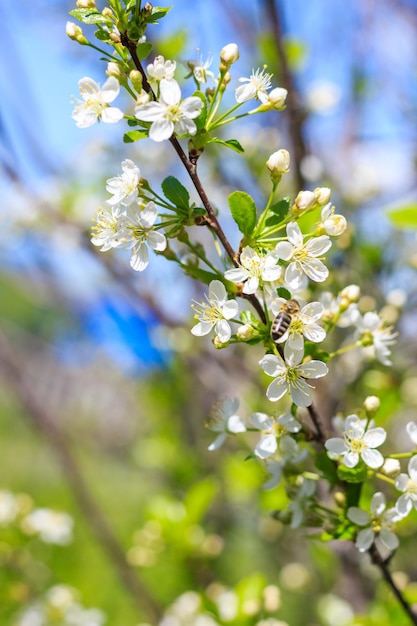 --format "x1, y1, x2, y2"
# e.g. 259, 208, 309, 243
1, 1, 417, 626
